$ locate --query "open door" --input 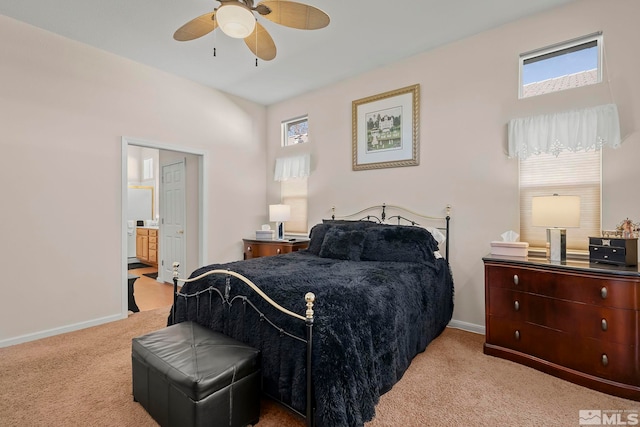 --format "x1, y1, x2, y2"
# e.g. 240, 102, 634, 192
160, 159, 187, 282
